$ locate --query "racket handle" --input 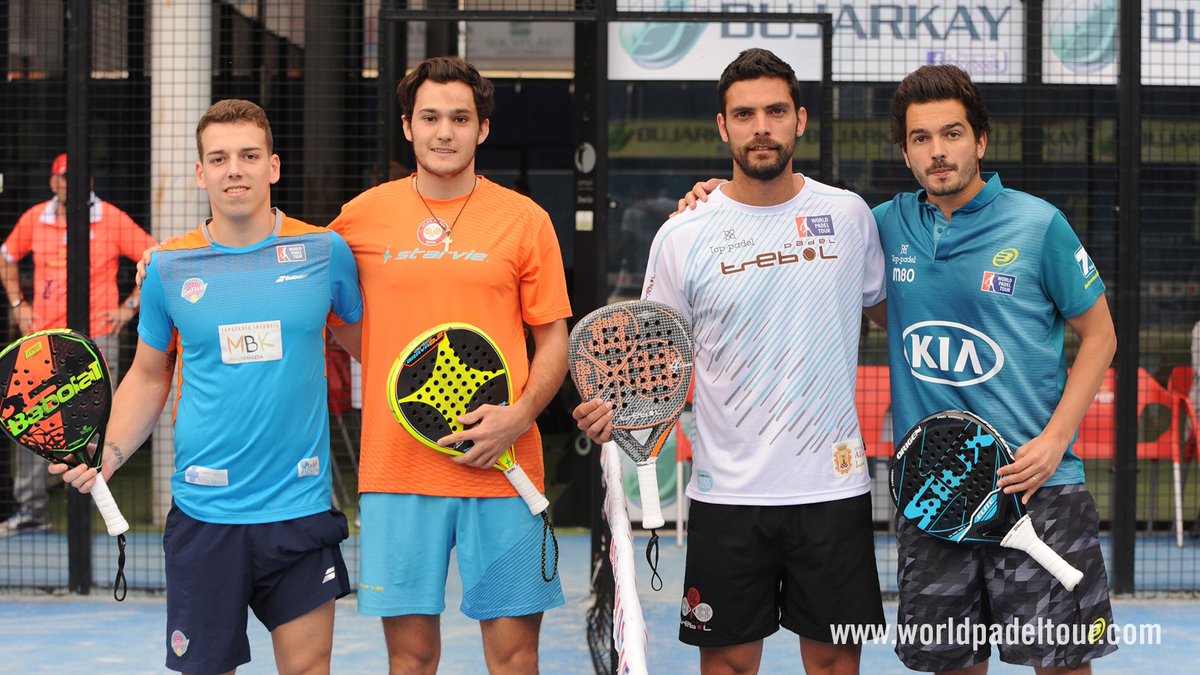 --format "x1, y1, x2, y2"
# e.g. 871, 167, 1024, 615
636, 459, 665, 530
503, 463, 549, 516
90, 473, 130, 537
1001, 514, 1082, 591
